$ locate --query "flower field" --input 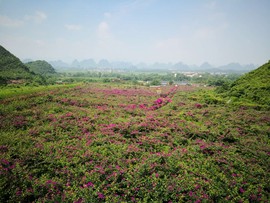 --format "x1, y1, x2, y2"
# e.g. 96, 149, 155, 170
0, 83, 269, 202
